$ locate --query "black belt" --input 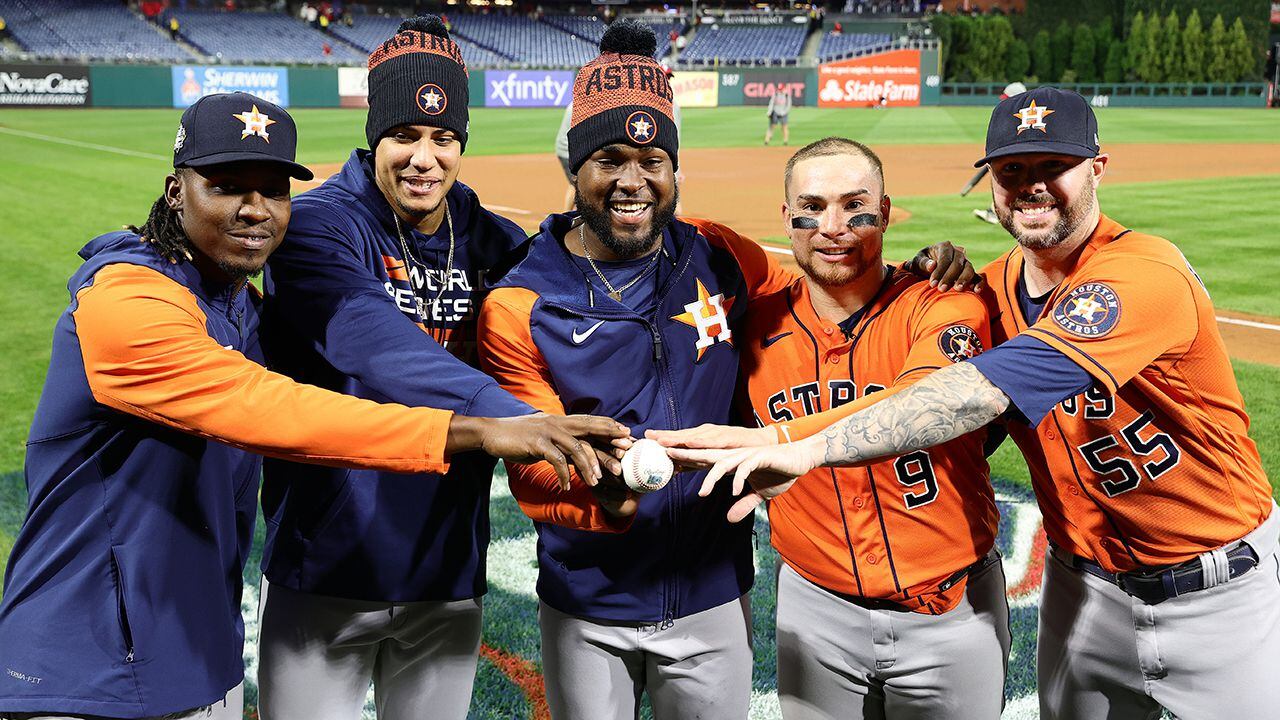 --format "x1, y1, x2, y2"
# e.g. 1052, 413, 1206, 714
823, 551, 998, 612
1052, 542, 1259, 605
